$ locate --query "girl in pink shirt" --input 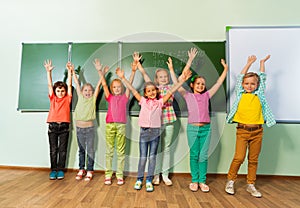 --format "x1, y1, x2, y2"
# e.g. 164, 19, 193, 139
96, 57, 137, 186
116, 67, 191, 192
174, 48, 228, 193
